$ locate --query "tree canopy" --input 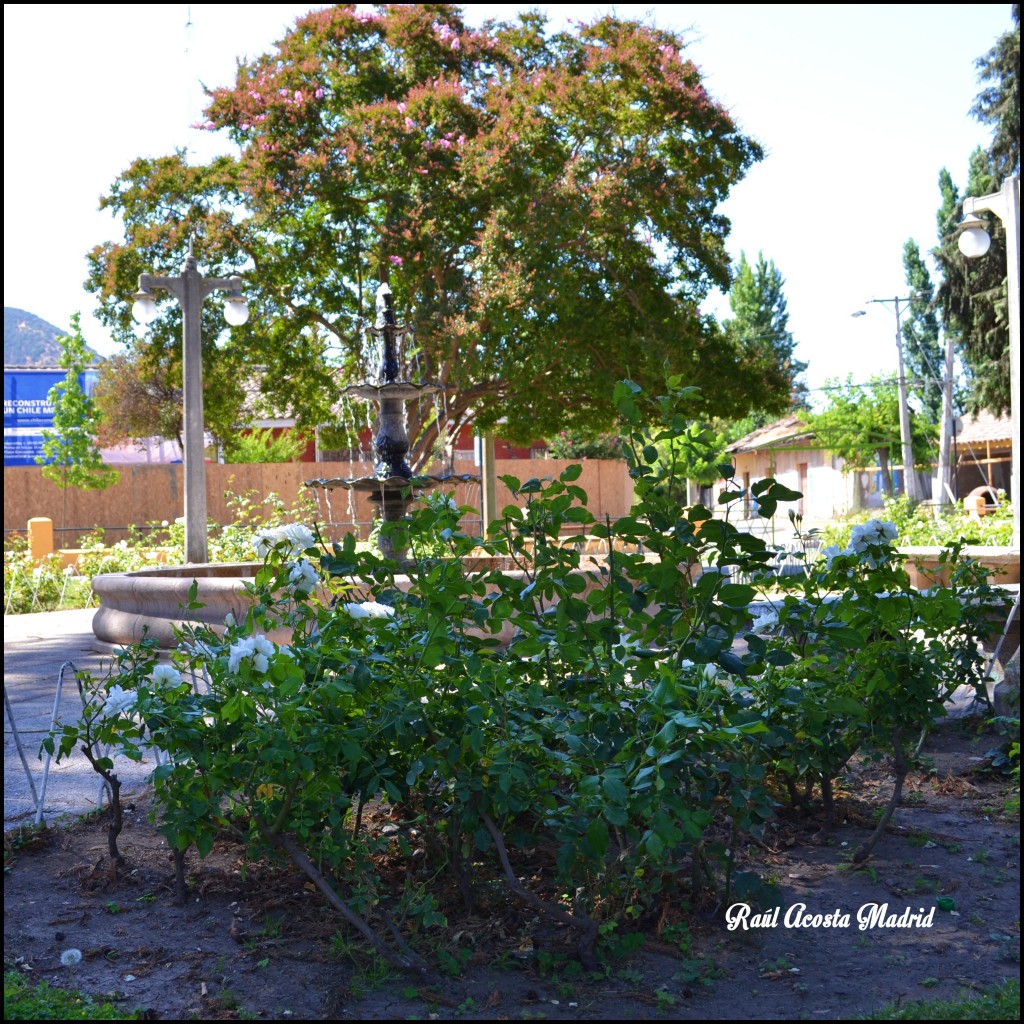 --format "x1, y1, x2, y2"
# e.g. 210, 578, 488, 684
720, 251, 806, 424
900, 240, 944, 424
932, 5, 1018, 416
86, 5, 801, 467
37, 313, 120, 492
809, 376, 936, 498
970, 3, 1020, 183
